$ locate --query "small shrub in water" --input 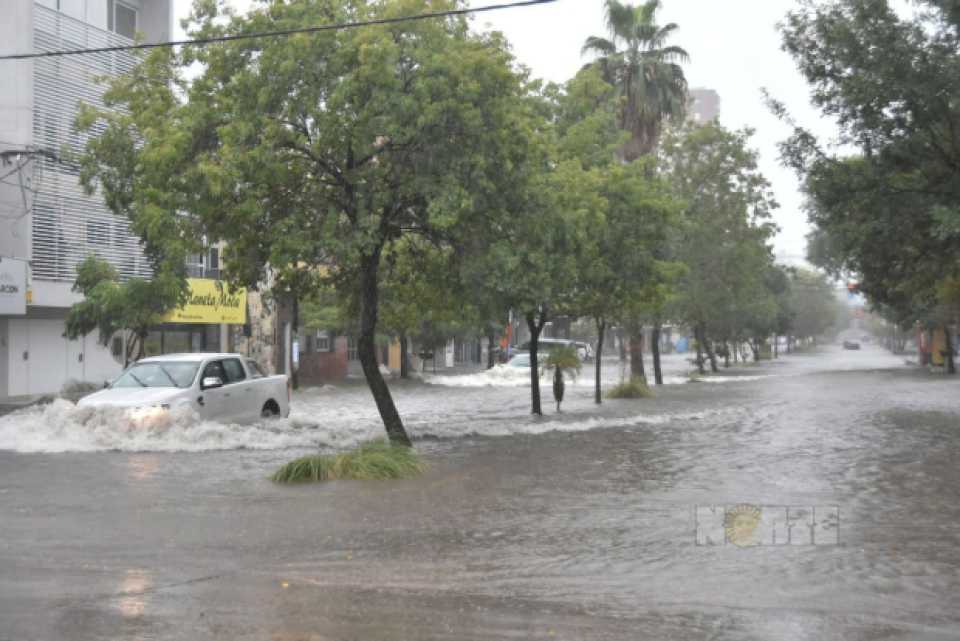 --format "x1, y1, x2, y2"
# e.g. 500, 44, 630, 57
542, 346, 582, 412
607, 377, 653, 399
271, 439, 425, 484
